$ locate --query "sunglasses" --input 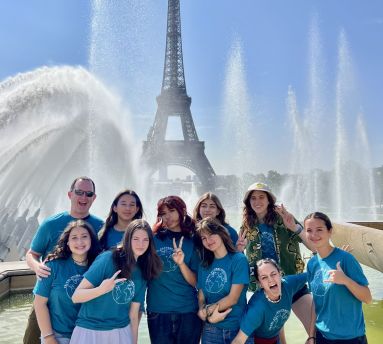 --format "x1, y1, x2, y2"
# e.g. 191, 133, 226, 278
73, 189, 95, 197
